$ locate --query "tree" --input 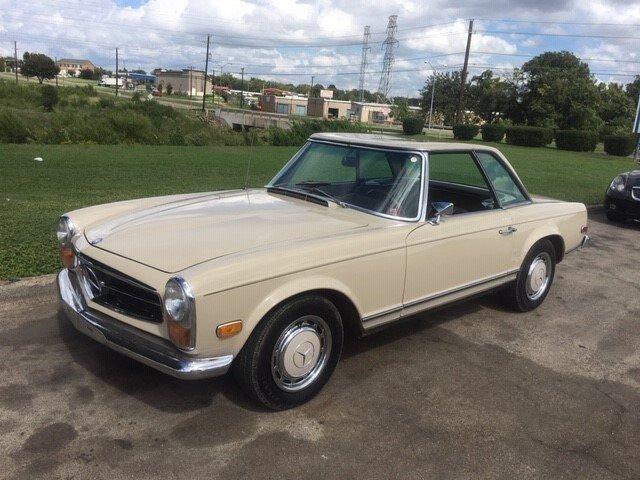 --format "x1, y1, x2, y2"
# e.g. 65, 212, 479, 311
518, 51, 601, 130
626, 75, 640, 102
468, 70, 515, 122
79, 68, 94, 80
0, 57, 5, 72
420, 71, 464, 125
21, 52, 59, 83
598, 83, 635, 133
390, 99, 410, 121
166, 83, 173, 95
